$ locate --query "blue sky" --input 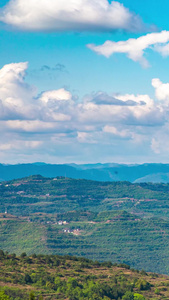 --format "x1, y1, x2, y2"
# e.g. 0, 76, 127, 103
0, 0, 169, 164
